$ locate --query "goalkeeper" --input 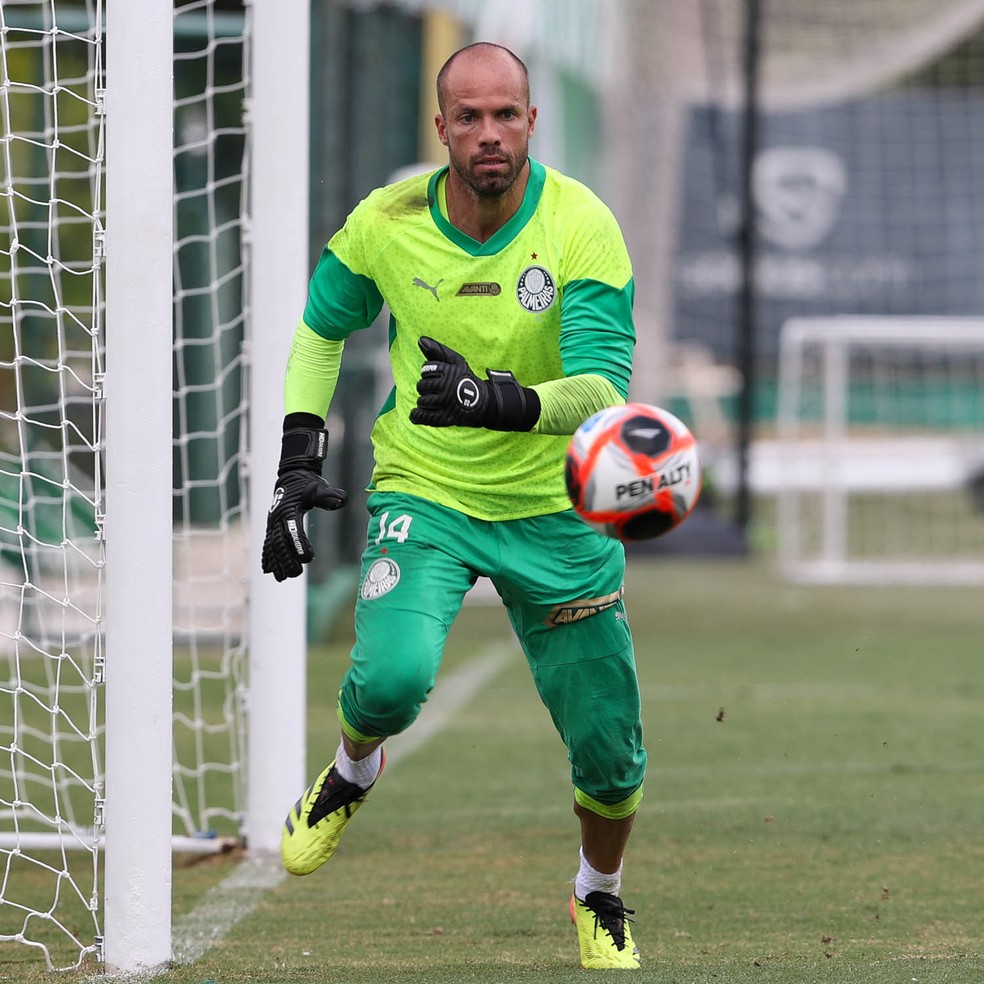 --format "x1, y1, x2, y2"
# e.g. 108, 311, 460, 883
264, 41, 646, 971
